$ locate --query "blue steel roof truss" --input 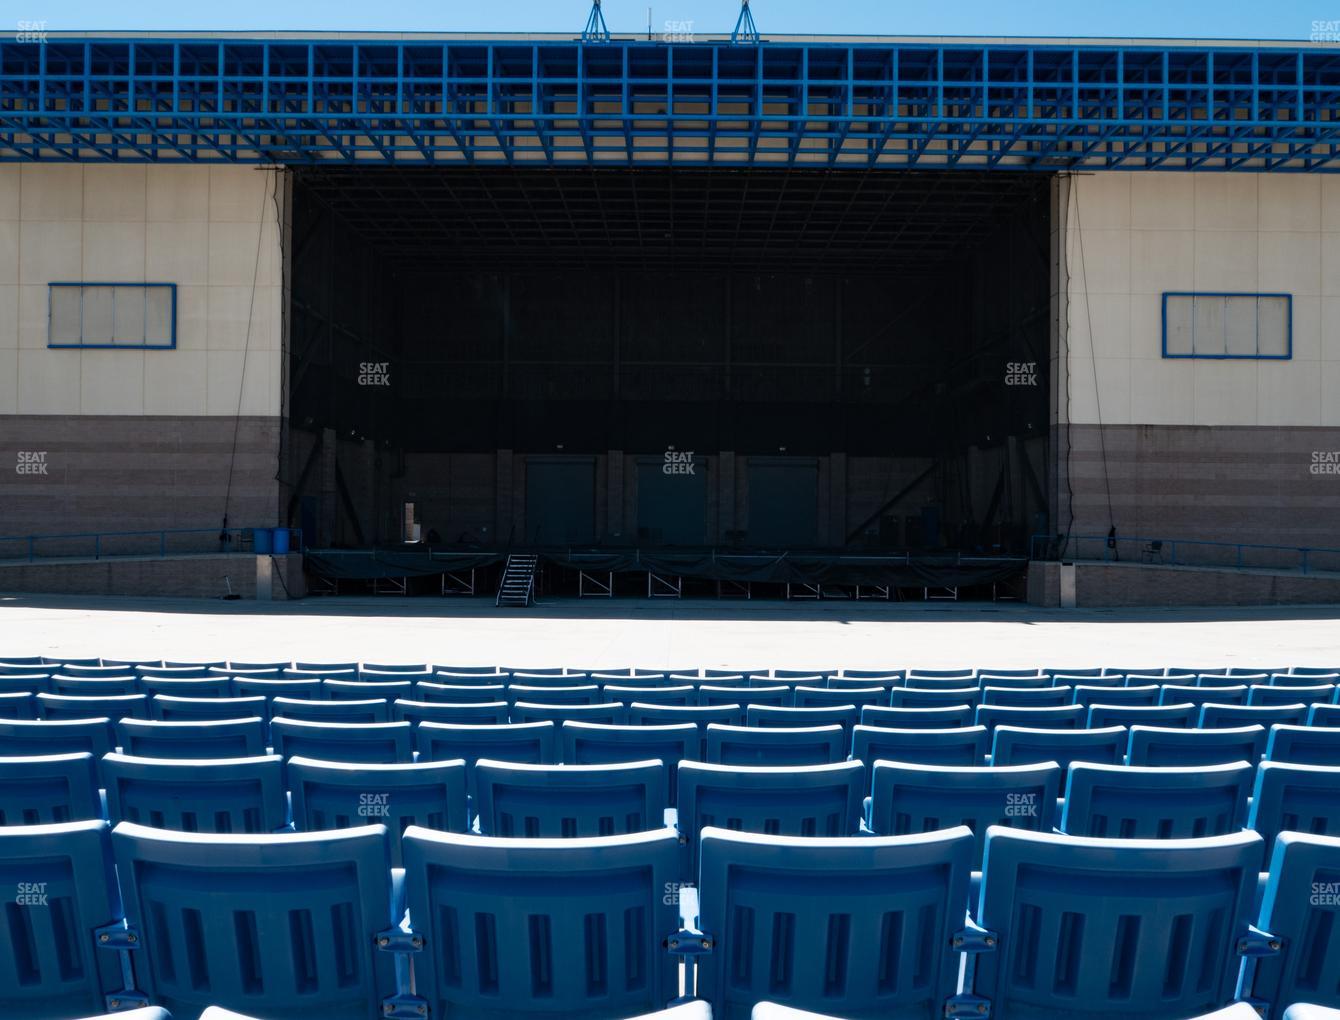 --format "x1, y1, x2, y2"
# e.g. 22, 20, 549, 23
2, 38, 1339, 169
